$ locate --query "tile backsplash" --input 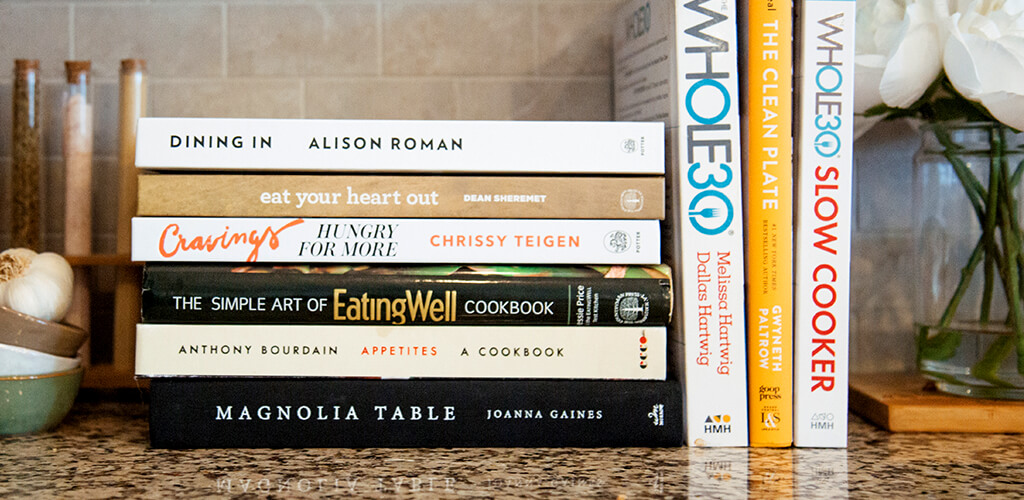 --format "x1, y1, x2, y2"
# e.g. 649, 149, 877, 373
0, 0, 920, 373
